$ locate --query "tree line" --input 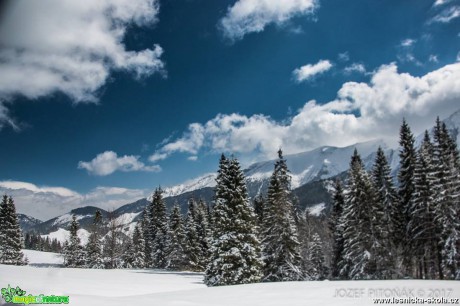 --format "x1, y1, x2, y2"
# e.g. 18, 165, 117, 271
63, 117, 460, 283
330, 117, 460, 280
